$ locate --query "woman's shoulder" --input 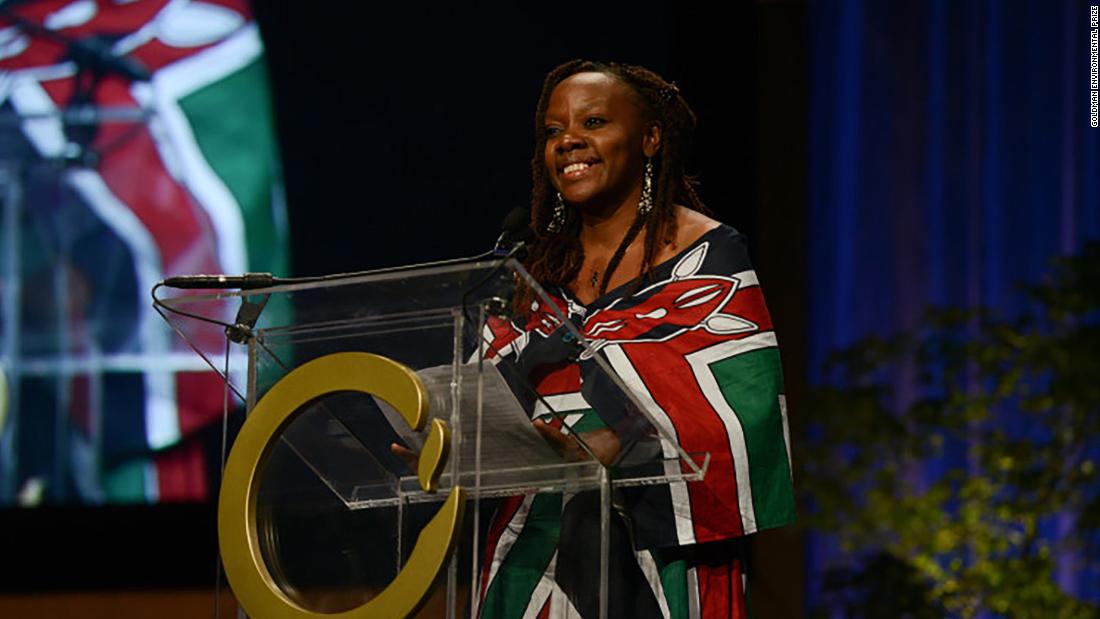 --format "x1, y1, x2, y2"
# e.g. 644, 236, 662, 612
658, 208, 754, 275
676, 207, 721, 242
661, 207, 741, 256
